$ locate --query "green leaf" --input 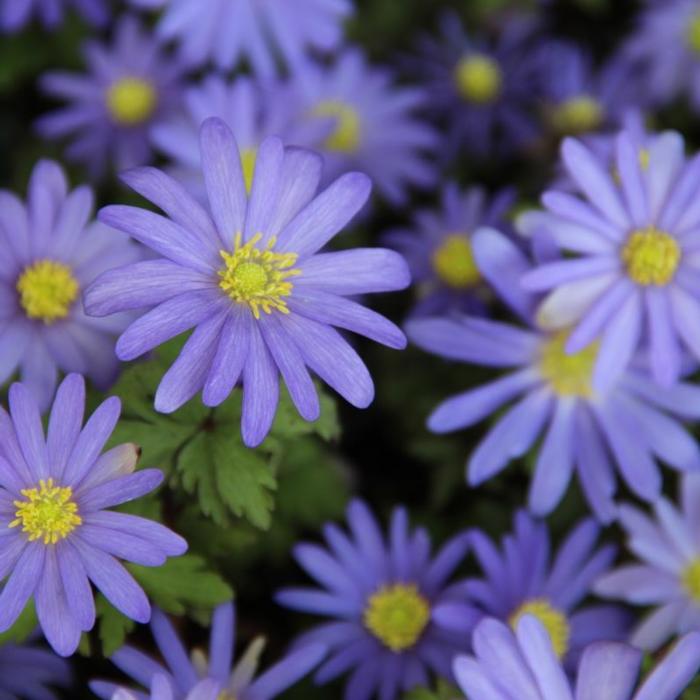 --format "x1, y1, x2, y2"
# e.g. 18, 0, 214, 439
95, 596, 134, 657
0, 602, 37, 646
404, 679, 460, 700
